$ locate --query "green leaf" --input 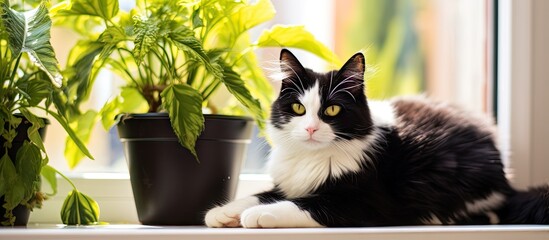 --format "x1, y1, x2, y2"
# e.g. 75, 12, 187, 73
226, 36, 273, 114
0, 142, 40, 211
98, 26, 127, 44
65, 41, 105, 107
3, 180, 25, 211
8, 116, 22, 128
51, 2, 106, 39
230, 0, 275, 33
65, 0, 119, 20
218, 61, 264, 129
203, 0, 274, 49
100, 87, 148, 130
0, 153, 16, 199
44, 109, 94, 163
191, 8, 203, 29
61, 189, 100, 225
27, 124, 46, 152
1, 2, 24, 57
64, 110, 98, 169
40, 165, 58, 196
1, 2, 63, 87
132, 16, 160, 65
2, 116, 22, 148
1, 130, 15, 149
169, 26, 223, 79
256, 25, 343, 66
16, 74, 52, 107
160, 84, 204, 160
19, 109, 46, 153
15, 141, 42, 202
